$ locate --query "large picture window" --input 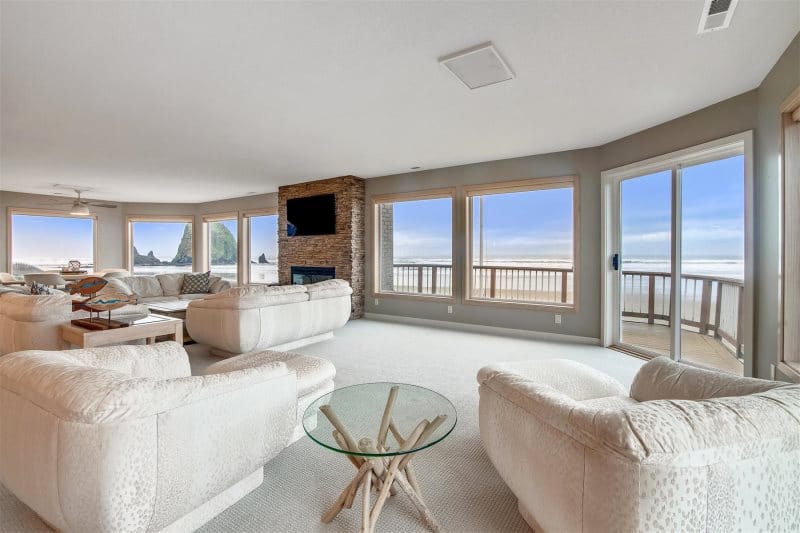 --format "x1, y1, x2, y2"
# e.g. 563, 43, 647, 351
465, 176, 578, 309
203, 213, 238, 283
9, 210, 96, 275
372, 189, 454, 298
245, 211, 278, 284
127, 216, 194, 275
